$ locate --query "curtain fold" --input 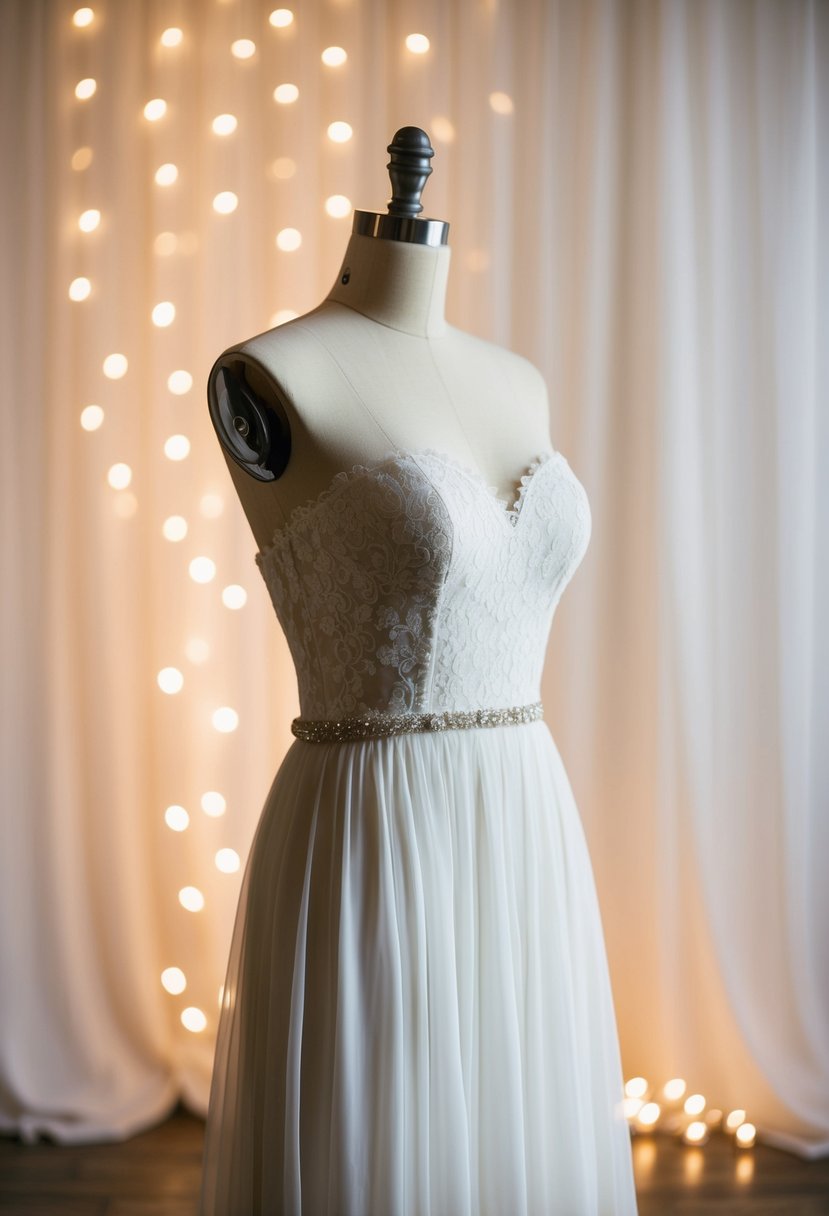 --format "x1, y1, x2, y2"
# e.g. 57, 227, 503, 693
1, 0, 826, 1158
